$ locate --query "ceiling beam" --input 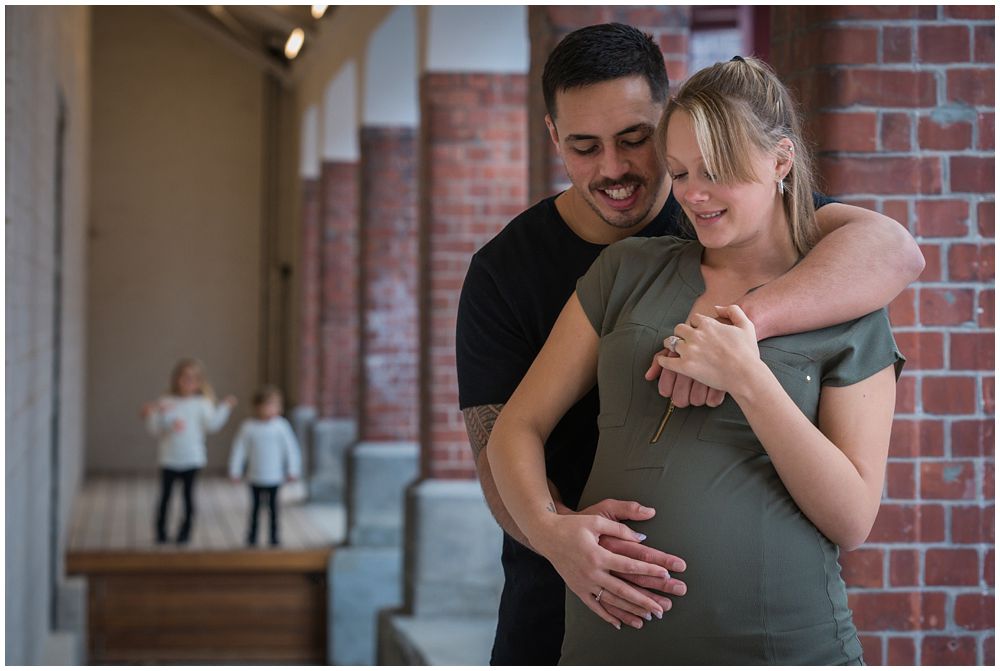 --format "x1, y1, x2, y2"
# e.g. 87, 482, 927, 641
166, 6, 292, 87
232, 5, 305, 37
